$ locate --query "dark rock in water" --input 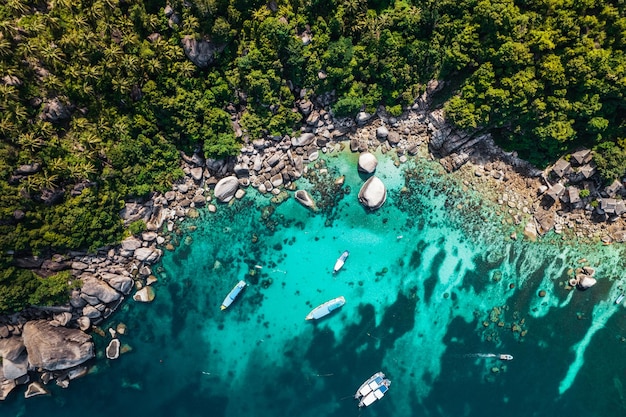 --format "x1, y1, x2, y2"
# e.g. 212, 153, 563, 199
22, 320, 94, 371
